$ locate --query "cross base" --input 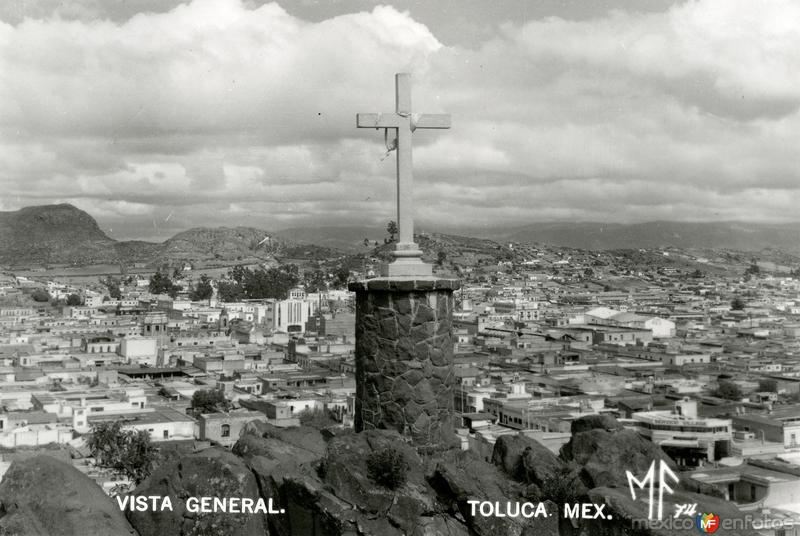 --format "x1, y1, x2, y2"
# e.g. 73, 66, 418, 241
380, 241, 432, 277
